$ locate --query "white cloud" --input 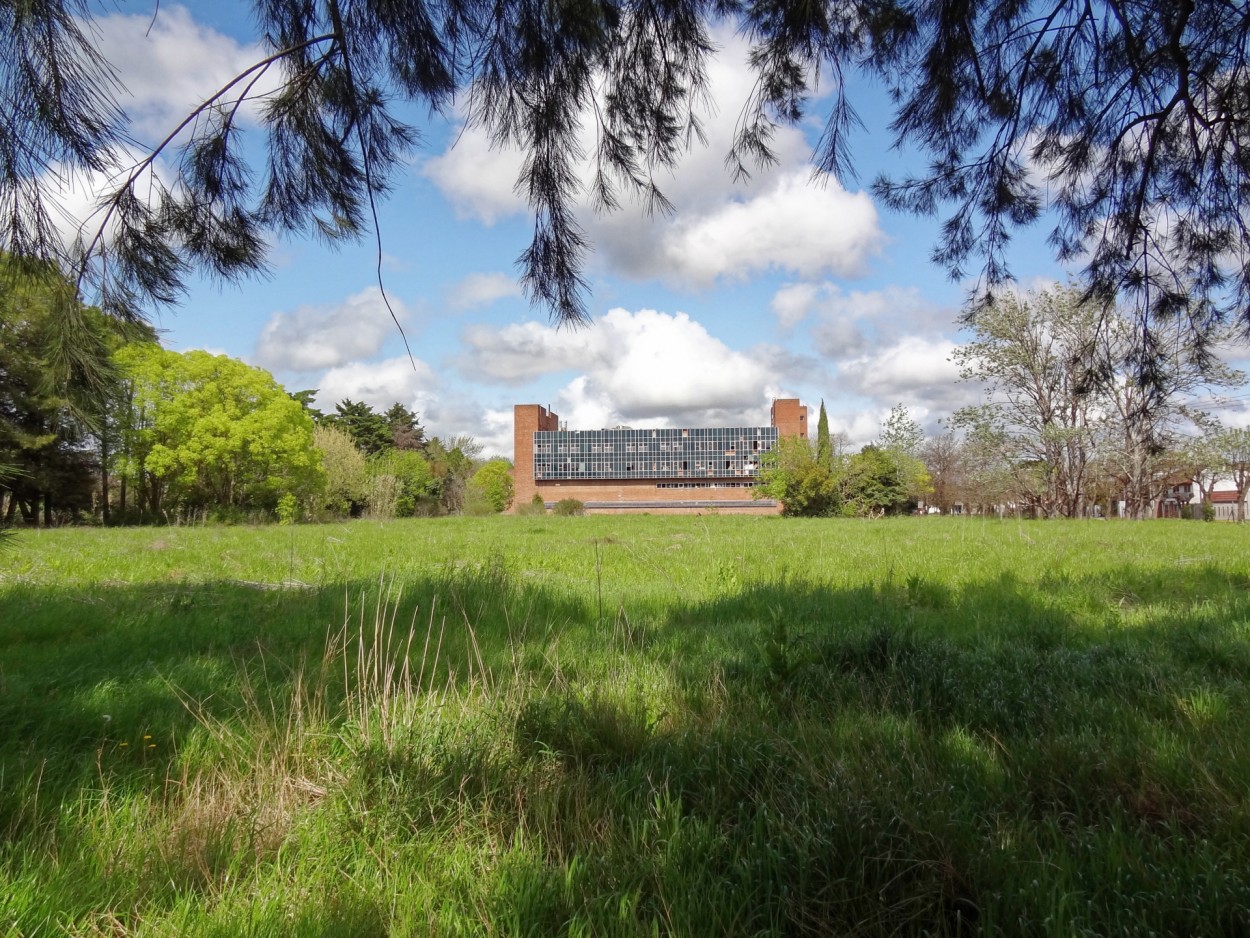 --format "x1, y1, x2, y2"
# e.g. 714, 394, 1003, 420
606, 172, 881, 287
255, 287, 411, 372
422, 26, 885, 288
836, 336, 971, 413
314, 356, 439, 415
421, 128, 526, 224
95, 6, 270, 143
457, 320, 603, 384
457, 307, 787, 426
776, 282, 958, 363
447, 271, 523, 310
771, 282, 824, 330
